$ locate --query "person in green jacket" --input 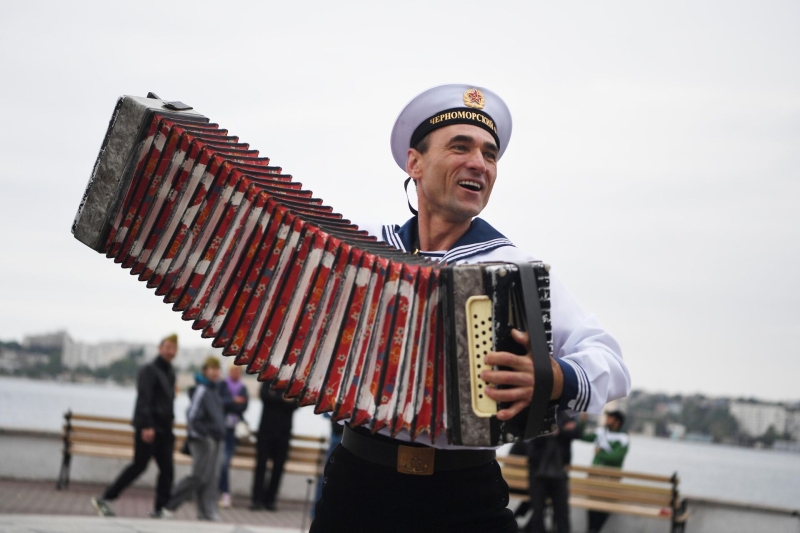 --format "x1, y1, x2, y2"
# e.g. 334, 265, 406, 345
581, 410, 629, 532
